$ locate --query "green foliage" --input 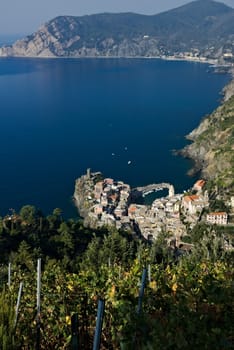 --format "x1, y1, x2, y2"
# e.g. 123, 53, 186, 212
184, 91, 234, 197
10, 240, 35, 271
1, 249, 232, 349
210, 199, 229, 212
0, 206, 108, 270
80, 229, 136, 274
19, 205, 37, 224
0, 205, 233, 348
0, 288, 19, 349
52, 208, 63, 217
